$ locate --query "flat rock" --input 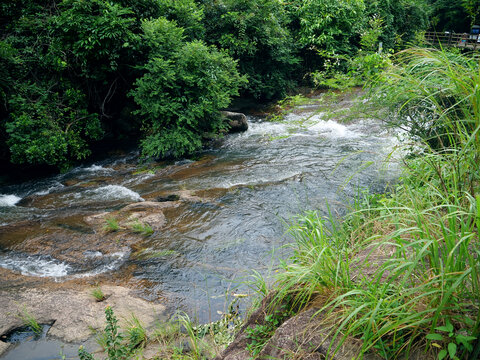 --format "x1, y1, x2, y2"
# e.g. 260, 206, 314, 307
0, 341, 11, 357
0, 286, 166, 343
84, 212, 111, 226
121, 201, 174, 212
126, 212, 166, 230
